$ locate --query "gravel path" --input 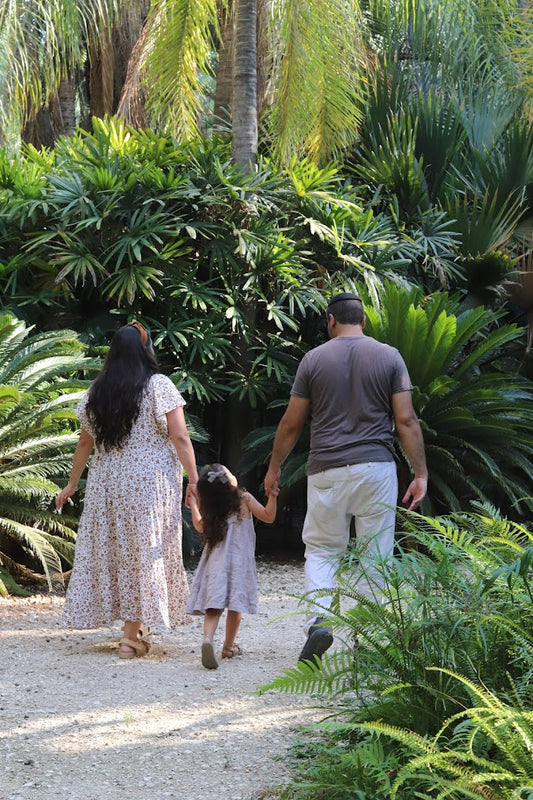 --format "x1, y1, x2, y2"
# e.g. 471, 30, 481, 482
0, 557, 326, 800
